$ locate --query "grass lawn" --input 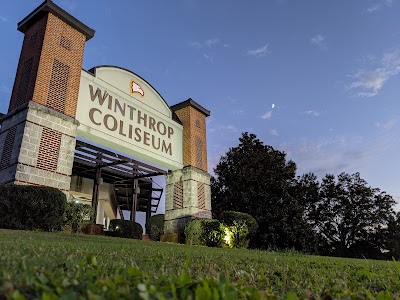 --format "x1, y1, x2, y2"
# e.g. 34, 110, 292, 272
0, 229, 399, 299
